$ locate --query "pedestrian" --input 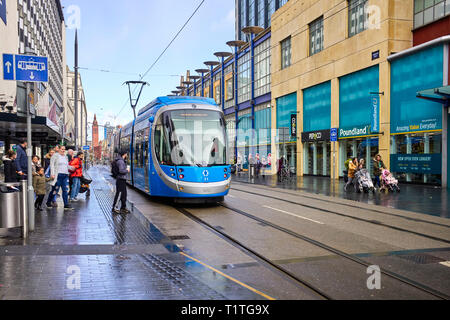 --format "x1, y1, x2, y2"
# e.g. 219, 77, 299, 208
32, 155, 42, 177
358, 158, 366, 171
67, 149, 74, 162
46, 146, 60, 207
112, 151, 130, 214
3, 150, 19, 183
255, 154, 262, 177
46, 145, 73, 210
15, 138, 28, 180
372, 154, 386, 191
69, 152, 84, 202
44, 149, 55, 173
33, 167, 53, 211
344, 158, 358, 192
